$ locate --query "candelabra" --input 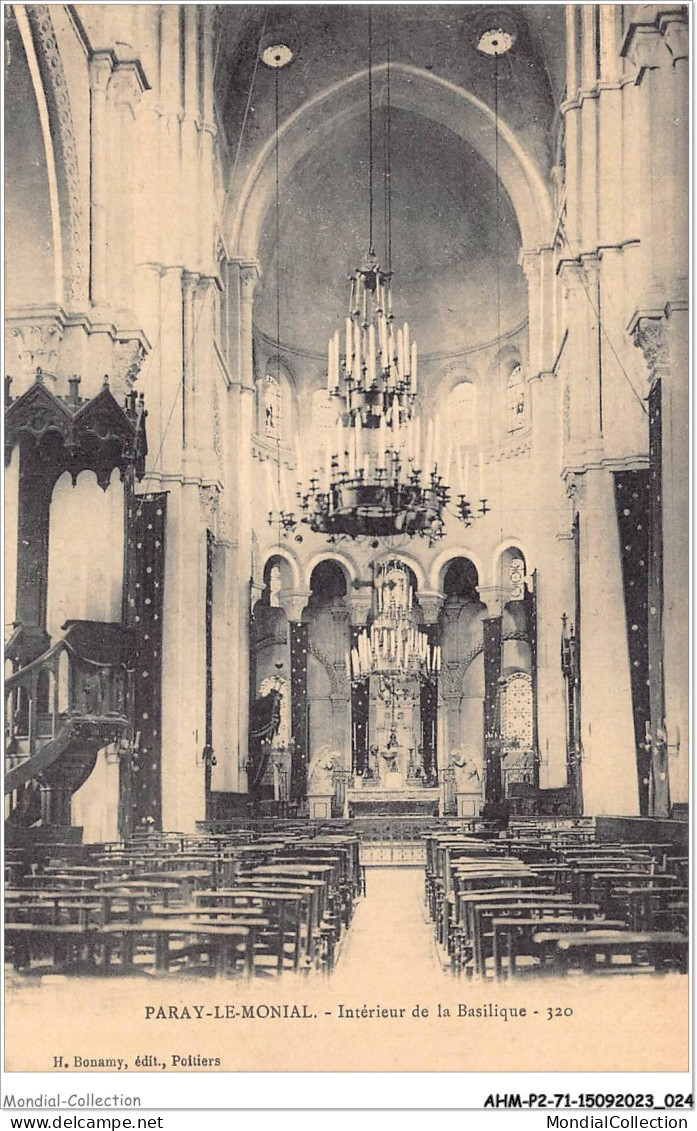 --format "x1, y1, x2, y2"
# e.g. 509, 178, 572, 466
266, 252, 490, 542
346, 559, 441, 686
